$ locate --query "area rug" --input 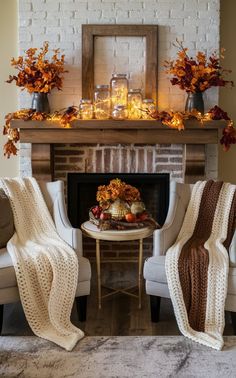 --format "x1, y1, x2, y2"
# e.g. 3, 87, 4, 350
0, 336, 236, 378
